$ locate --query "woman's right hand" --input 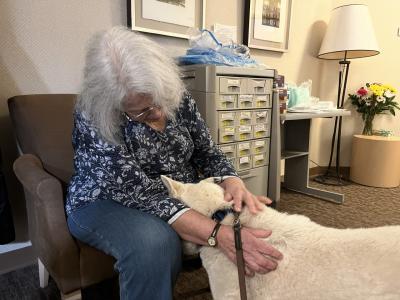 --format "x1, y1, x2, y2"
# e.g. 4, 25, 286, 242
216, 225, 283, 277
